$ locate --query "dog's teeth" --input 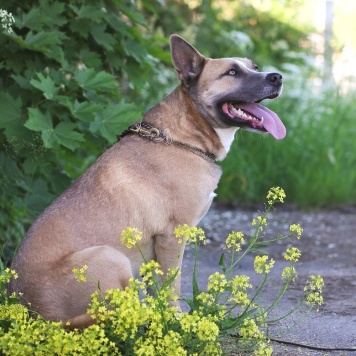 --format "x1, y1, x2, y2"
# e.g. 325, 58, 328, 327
261, 116, 264, 125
